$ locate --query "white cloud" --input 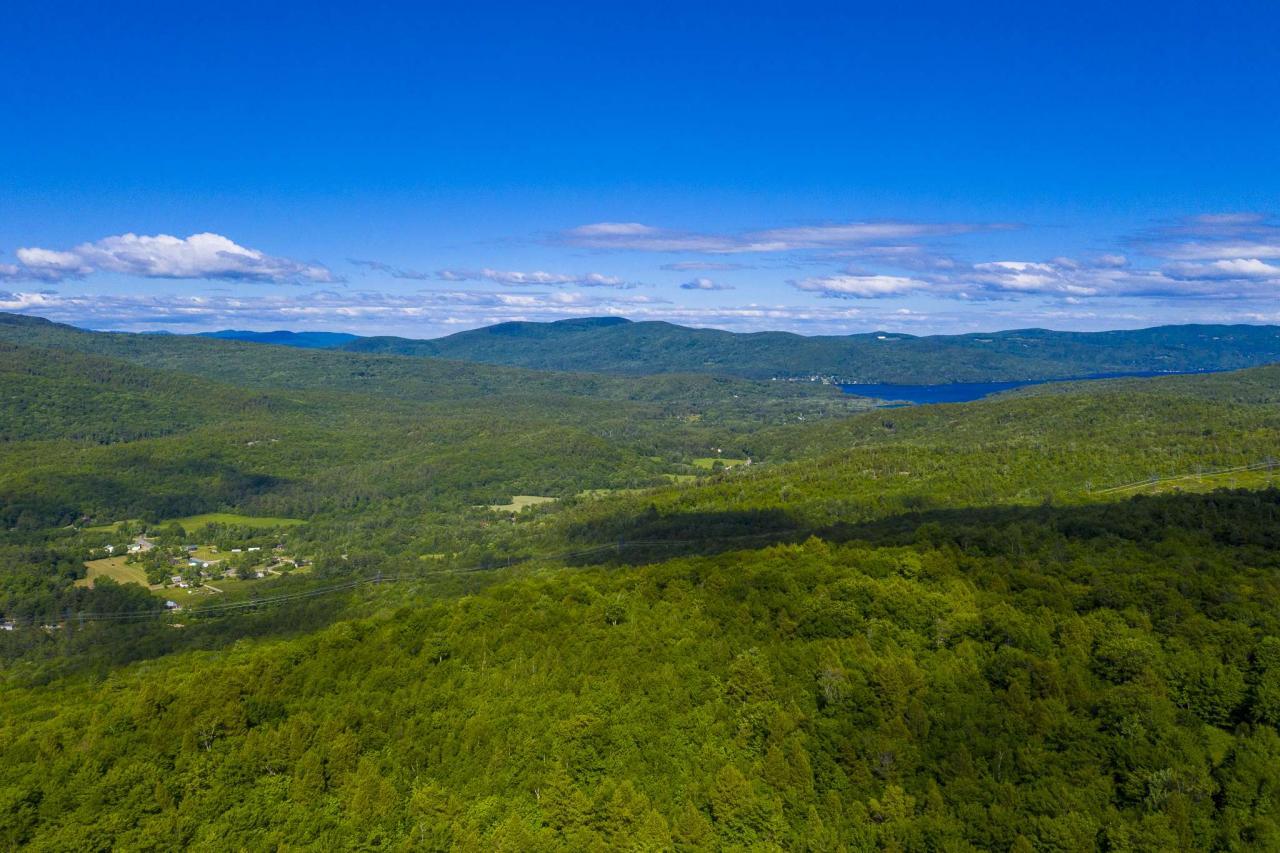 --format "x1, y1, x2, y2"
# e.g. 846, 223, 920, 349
967, 261, 1104, 296
960, 255, 1280, 300
1135, 213, 1280, 261
1165, 258, 1280, 280
567, 222, 659, 237
348, 259, 434, 280
434, 268, 635, 288
0, 288, 657, 331
752, 222, 988, 246
679, 277, 734, 291
7, 282, 1280, 338
15, 247, 92, 277
1157, 241, 1280, 261
660, 261, 749, 271
3, 233, 335, 284
791, 274, 930, 298
562, 219, 1005, 254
